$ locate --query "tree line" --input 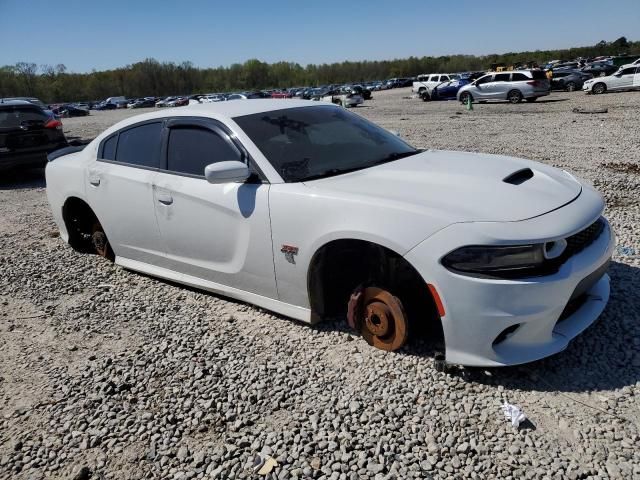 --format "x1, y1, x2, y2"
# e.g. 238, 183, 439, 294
1, 37, 637, 103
